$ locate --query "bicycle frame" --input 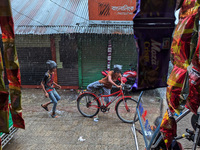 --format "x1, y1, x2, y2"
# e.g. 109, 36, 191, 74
150, 109, 191, 149
132, 91, 192, 150
98, 89, 132, 110
132, 91, 166, 150
78, 88, 132, 111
